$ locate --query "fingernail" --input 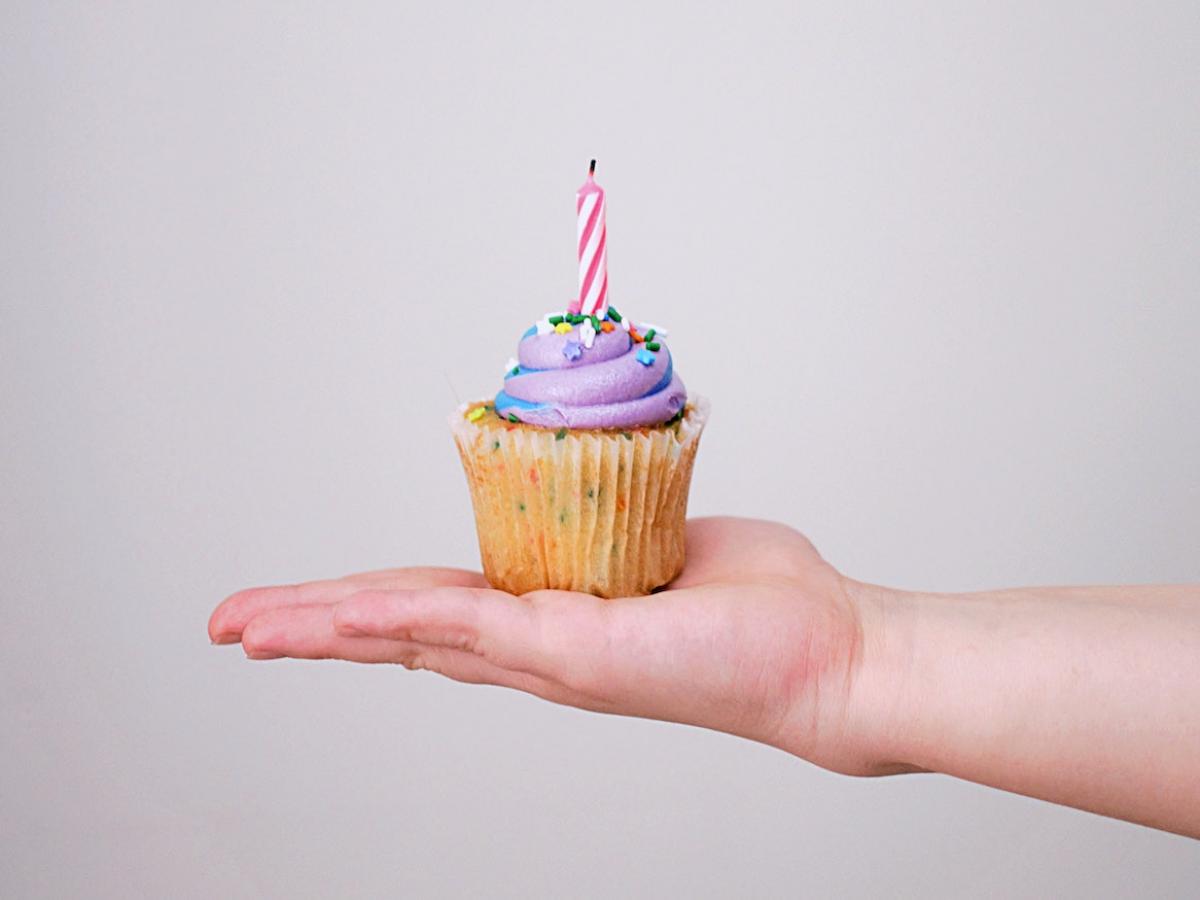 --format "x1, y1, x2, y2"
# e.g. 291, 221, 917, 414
211, 633, 239, 645
245, 650, 283, 660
